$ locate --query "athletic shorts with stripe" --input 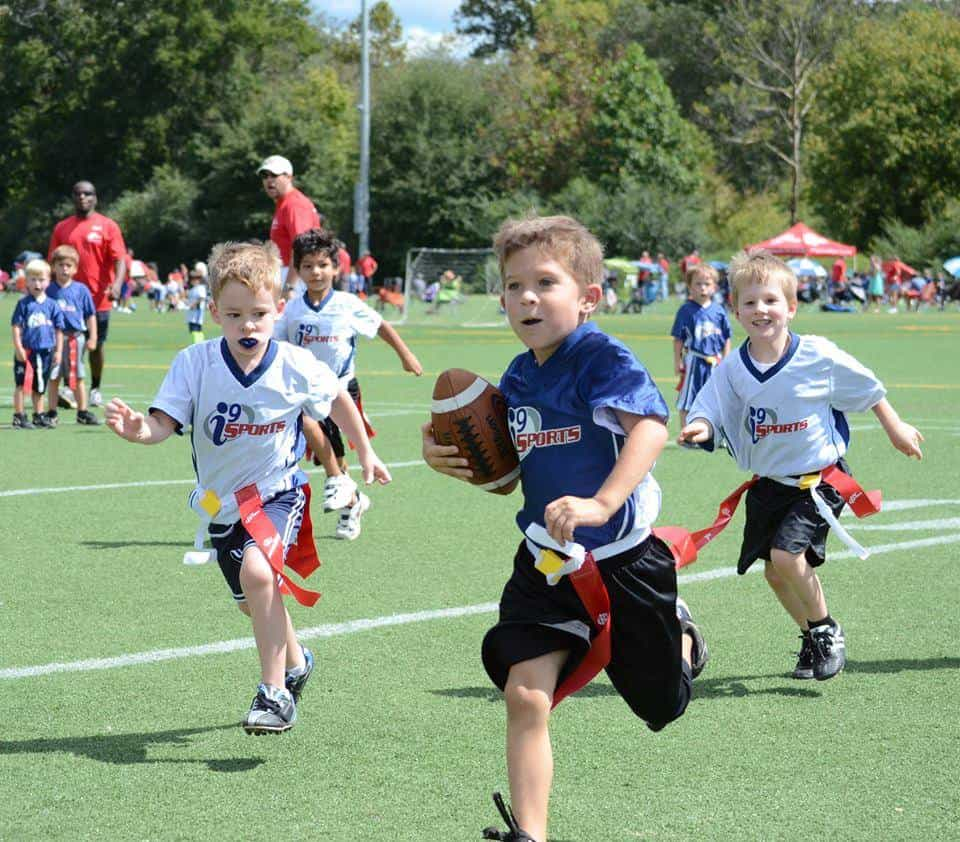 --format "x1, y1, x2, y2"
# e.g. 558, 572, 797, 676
208, 486, 306, 603
320, 376, 362, 458
50, 332, 87, 382
482, 535, 693, 732
13, 349, 54, 394
737, 457, 850, 574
